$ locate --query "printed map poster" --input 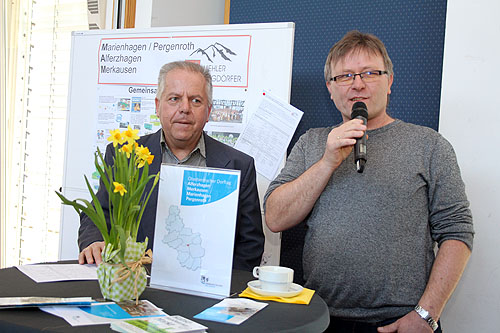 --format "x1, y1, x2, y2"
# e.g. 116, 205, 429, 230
150, 164, 240, 299
91, 34, 252, 190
